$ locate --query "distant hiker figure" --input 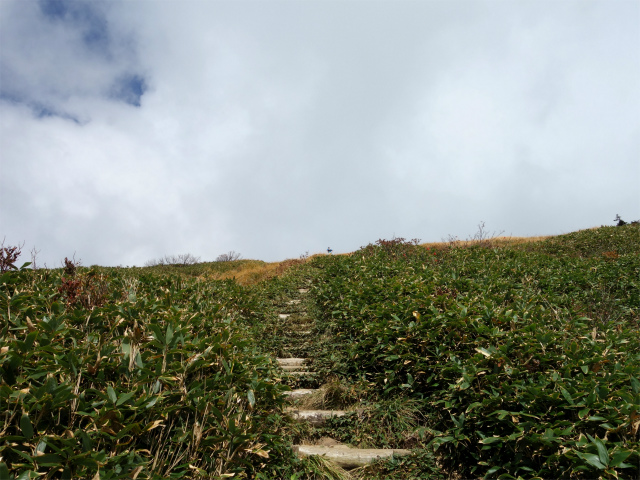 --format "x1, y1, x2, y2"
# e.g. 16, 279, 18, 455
327, 248, 333, 254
